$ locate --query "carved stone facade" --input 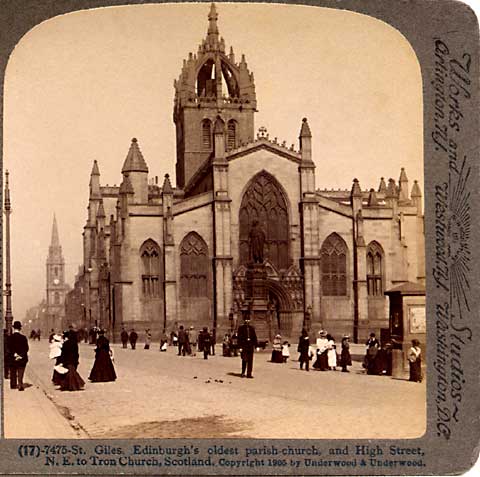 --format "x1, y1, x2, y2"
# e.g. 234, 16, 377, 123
67, 4, 425, 343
